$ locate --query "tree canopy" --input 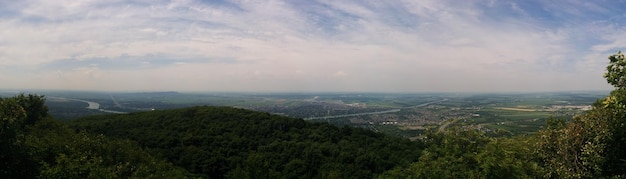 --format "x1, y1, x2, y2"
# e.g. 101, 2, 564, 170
1, 94, 190, 178
68, 106, 425, 178
536, 51, 626, 177
605, 51, 626, 89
